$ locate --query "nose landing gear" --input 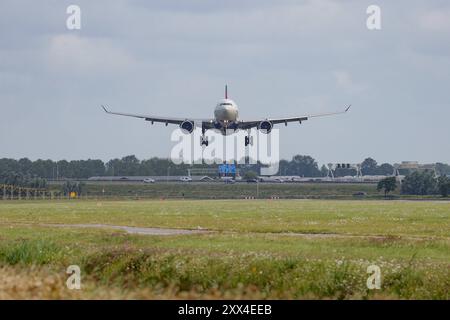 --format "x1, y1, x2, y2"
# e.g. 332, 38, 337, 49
200, 135, 209, 146
200, 127, 209, 146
